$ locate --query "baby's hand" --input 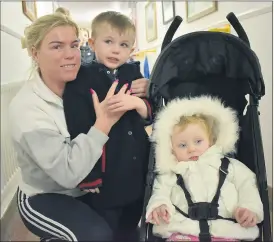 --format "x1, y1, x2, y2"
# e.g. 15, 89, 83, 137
234, 207, 258, 227
146, 205, 170, 225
